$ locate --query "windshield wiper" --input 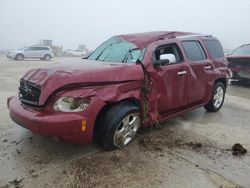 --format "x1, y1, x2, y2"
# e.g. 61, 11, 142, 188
122, 48, 140, 63
95, 44, 113, 61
